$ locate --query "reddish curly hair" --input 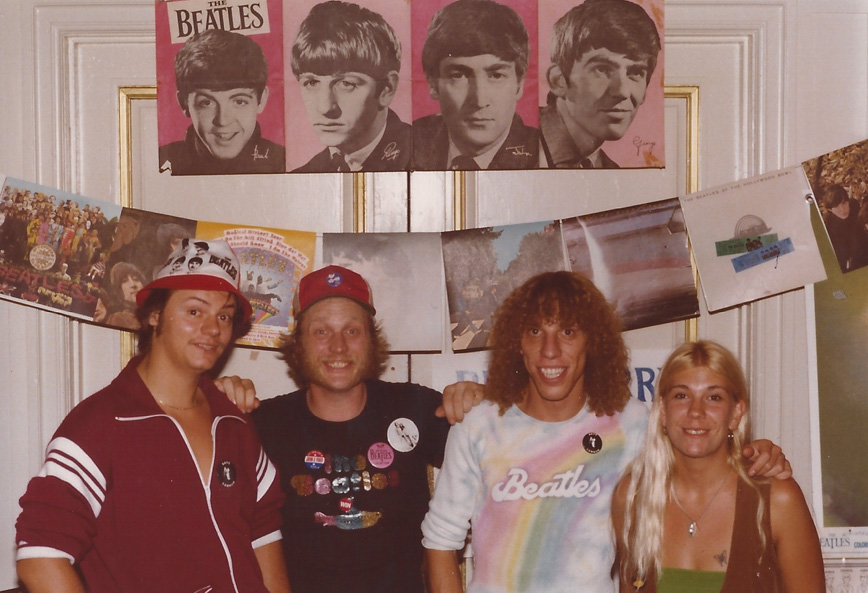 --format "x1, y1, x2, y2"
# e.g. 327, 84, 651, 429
486, 271, 631, 416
